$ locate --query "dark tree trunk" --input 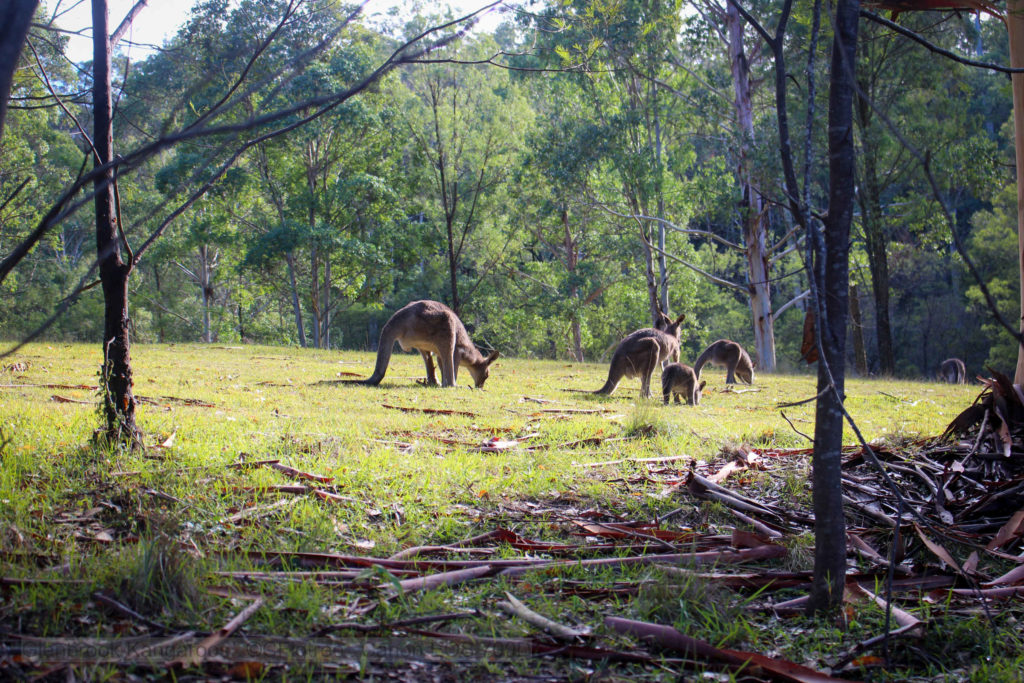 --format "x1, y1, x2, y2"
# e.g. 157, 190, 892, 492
854, 90, 895, 374
285, 251, 306, 347
809, 0, 858, 615
0, 0, 38, 141
93, 0, 140, 448
850, 283, 868, 376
